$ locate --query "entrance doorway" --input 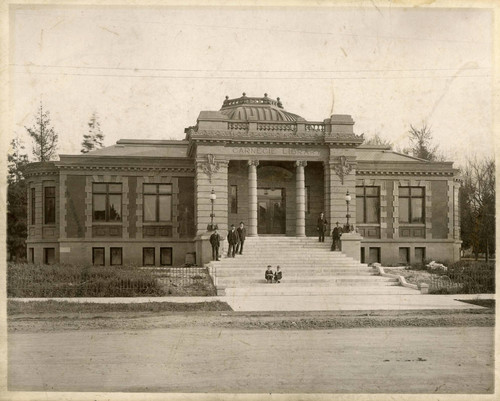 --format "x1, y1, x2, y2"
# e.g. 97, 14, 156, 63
257, 188, 286, 234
